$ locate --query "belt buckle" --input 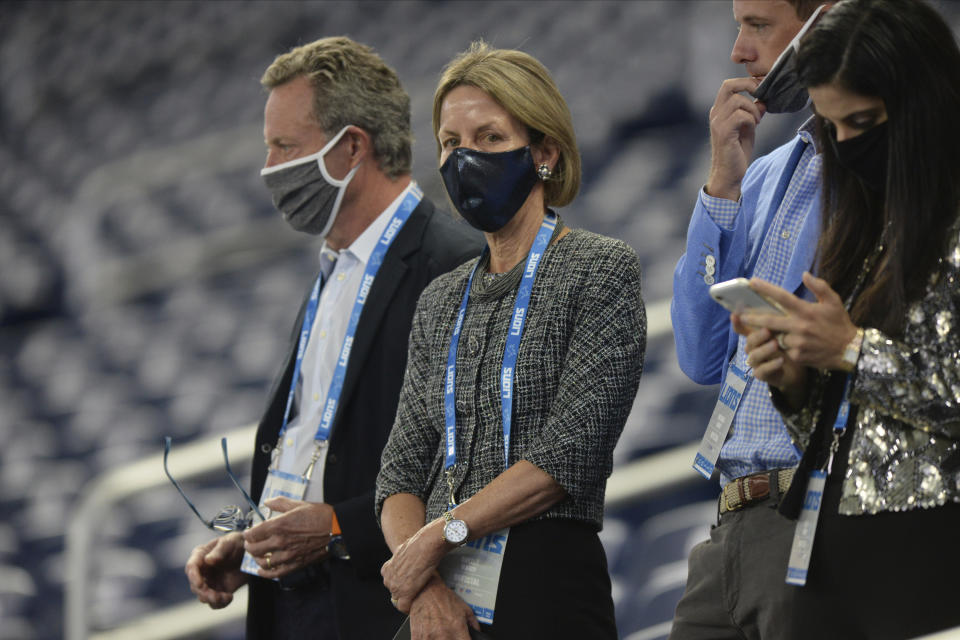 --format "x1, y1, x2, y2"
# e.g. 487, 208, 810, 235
723, 484, 740, 513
